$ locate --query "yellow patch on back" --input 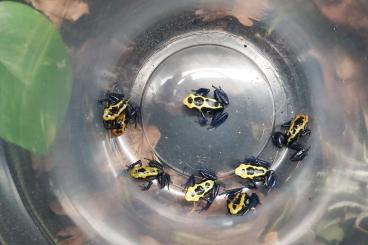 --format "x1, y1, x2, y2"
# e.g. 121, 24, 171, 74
185, 179, 215, 202
103, 100, 128, 121
235, 163, 268, 179
183, 93, 223, 112
227, 192, 247, 215
286, 114, 309, 143
129, 166, 160, 179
